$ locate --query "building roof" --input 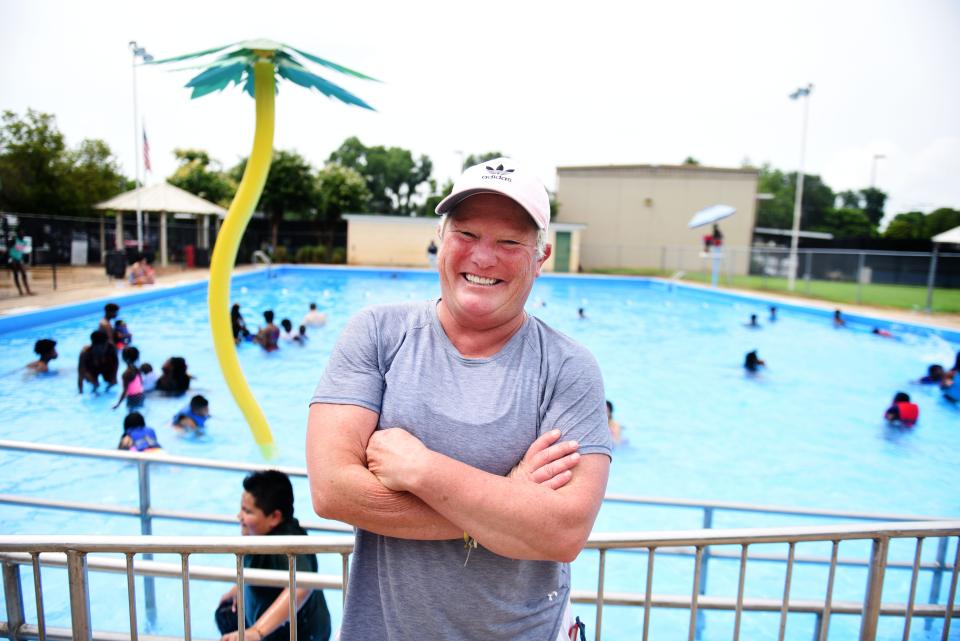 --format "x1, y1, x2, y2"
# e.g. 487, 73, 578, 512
557, 163, 759, 176
95, 182, 228, 217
